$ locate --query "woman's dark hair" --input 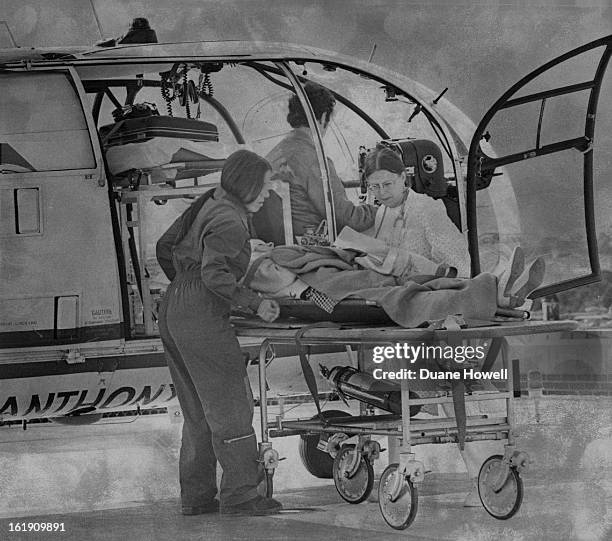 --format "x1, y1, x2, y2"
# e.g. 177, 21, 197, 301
363, 146, 405, 180
221, 149, 271, 204
287, 82, 336, 128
